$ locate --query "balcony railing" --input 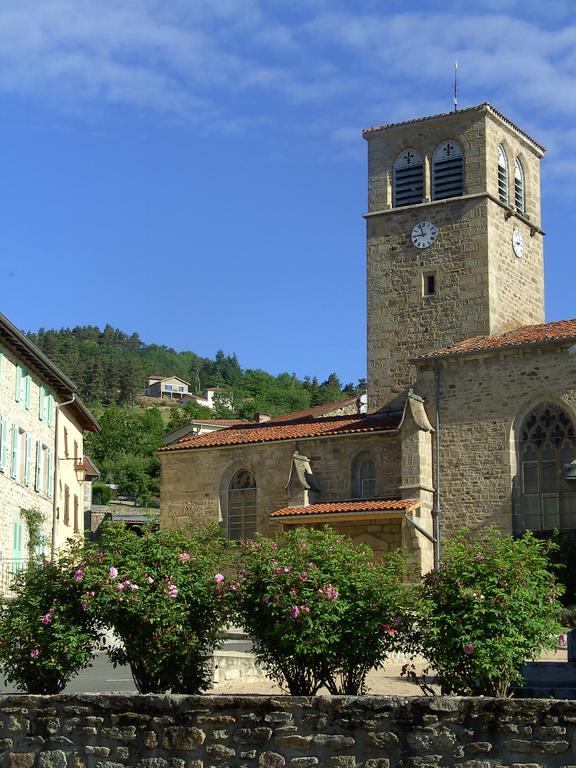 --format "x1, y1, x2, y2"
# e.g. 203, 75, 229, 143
0, 558, 28, 598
